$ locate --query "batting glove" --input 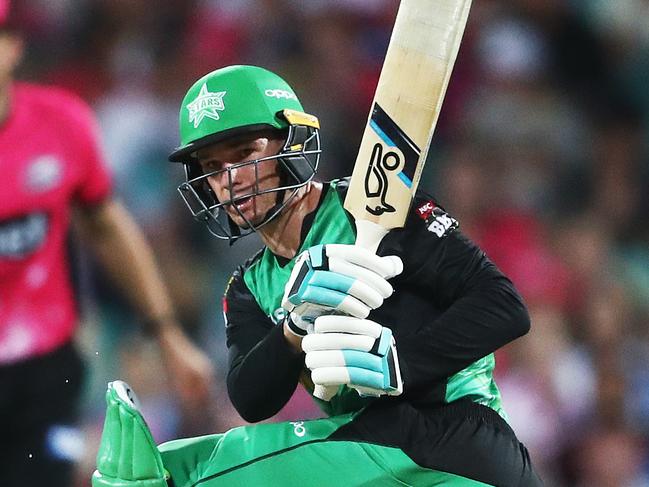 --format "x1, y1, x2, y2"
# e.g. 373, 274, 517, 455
282, 244, 403, 336
302, 315, 403, 397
